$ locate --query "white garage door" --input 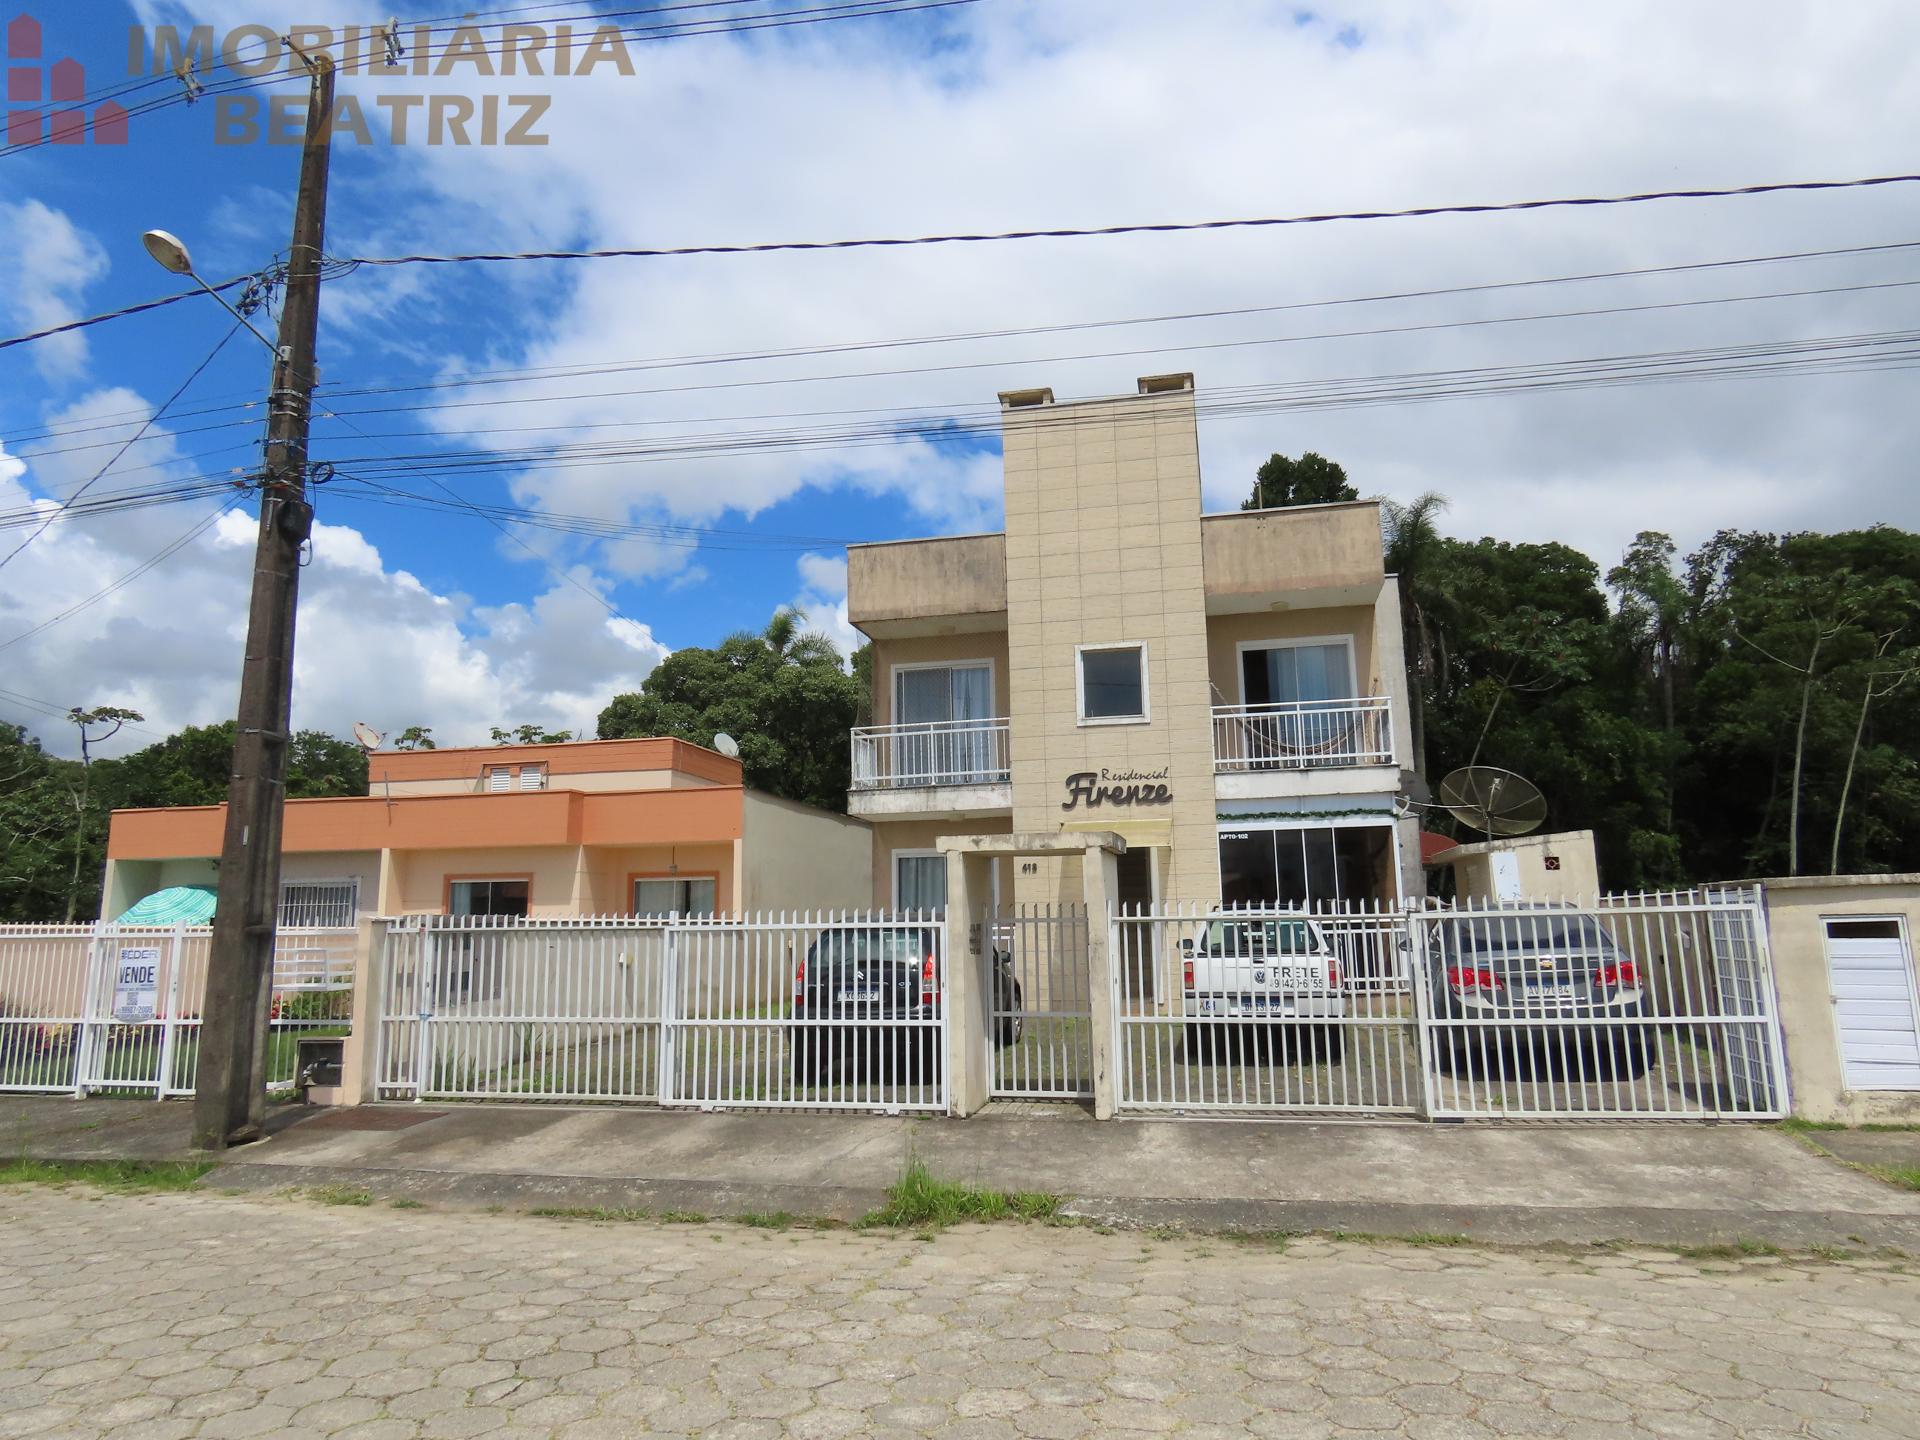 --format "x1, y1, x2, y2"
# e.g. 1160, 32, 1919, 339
1824, 918, 1920, 1091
